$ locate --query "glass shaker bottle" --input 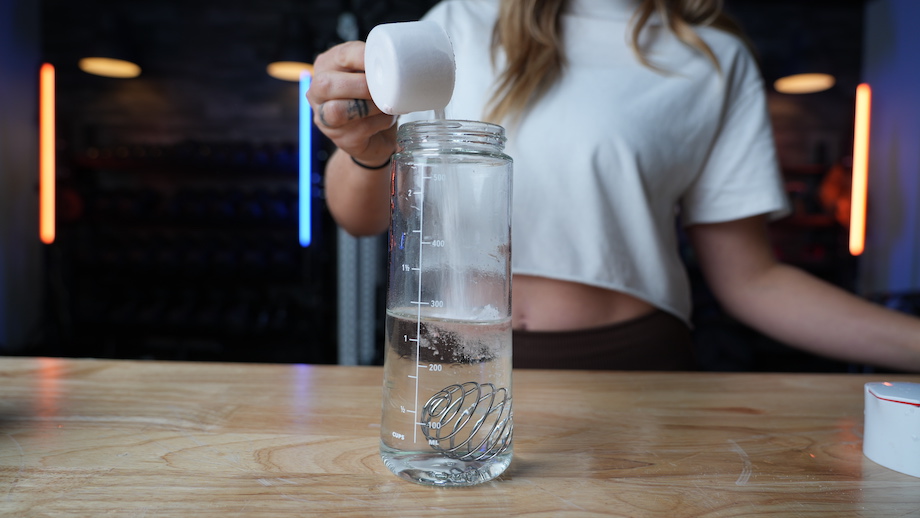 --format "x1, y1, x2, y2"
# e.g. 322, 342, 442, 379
379, 120, 513, 486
